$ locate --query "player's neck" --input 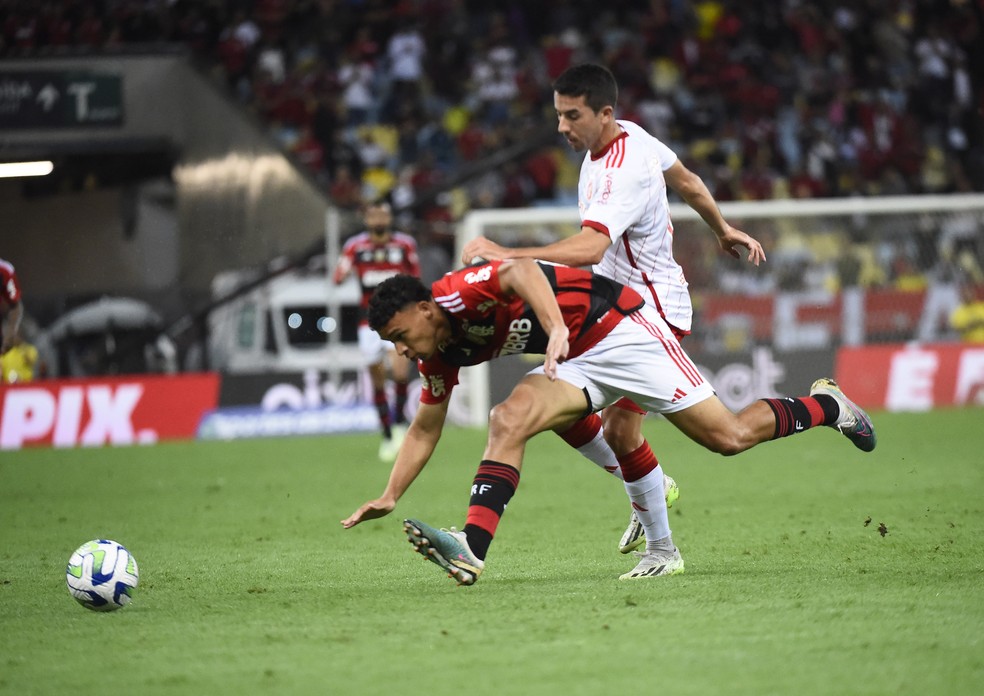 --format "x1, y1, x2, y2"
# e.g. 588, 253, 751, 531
591, 122, 624, 158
